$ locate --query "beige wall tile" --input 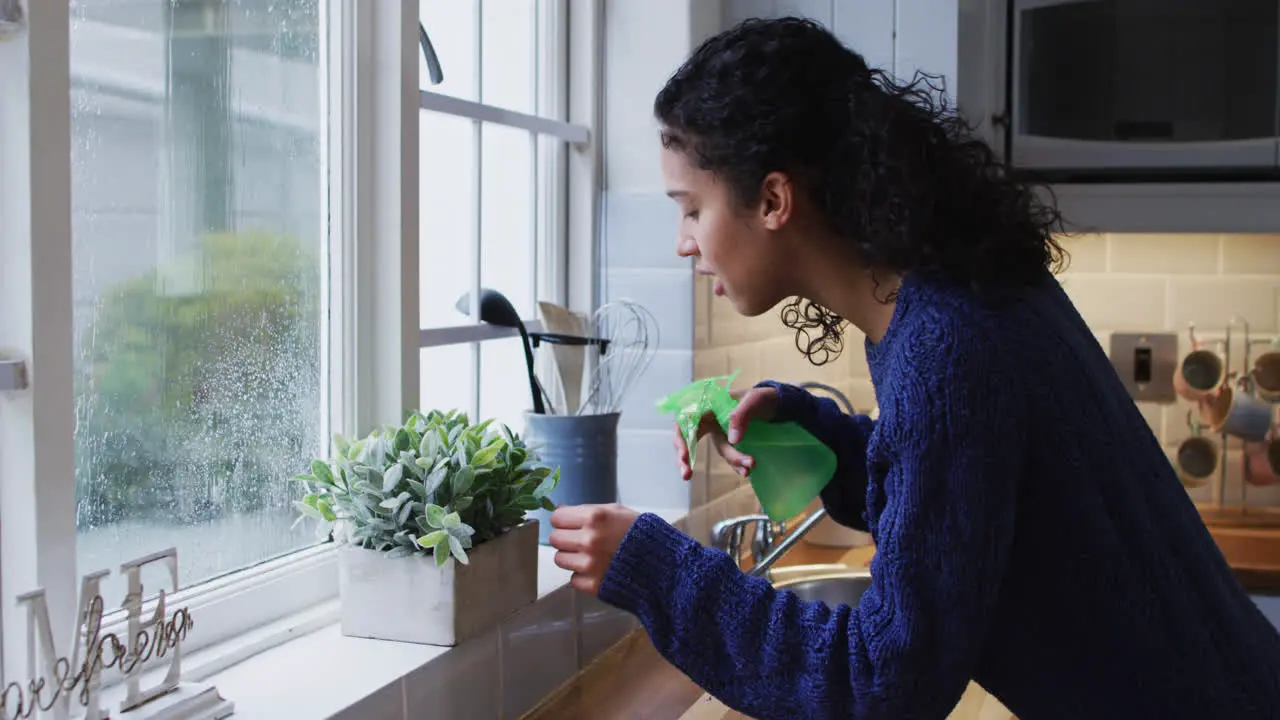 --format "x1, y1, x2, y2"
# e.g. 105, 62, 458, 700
684, 504, 712, 547
694, 275, 711, 349
707, 466, 744, 504
688, 436, 711, 507
1058, 233, 1108, 273
1092, 331, 1112, 355
1061, 275, 1168, 330
693, 347, 727, 380
1163, 400, 1201, 447
1222, 234, 1280, 275
689, 231, 1280, 517
1169, 278, 1278, 332
1108, 233, 1221, 275
708, 297, 777, 346
726, 343, 762, 384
